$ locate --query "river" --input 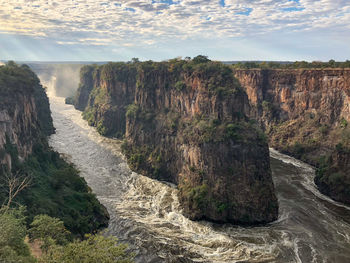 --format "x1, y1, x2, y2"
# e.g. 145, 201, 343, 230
48, 95, 350, 263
